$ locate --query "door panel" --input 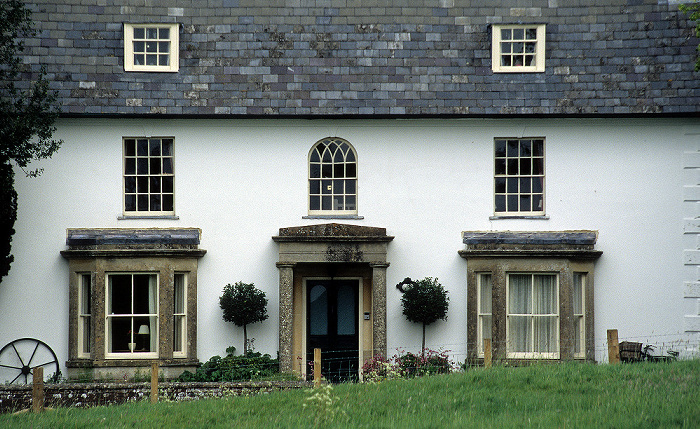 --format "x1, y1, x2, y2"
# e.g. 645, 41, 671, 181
307, 279, 359, 383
